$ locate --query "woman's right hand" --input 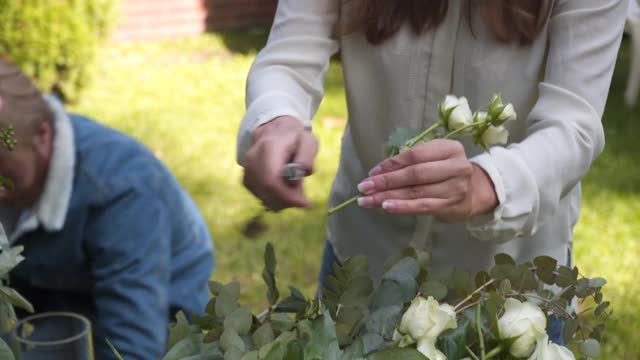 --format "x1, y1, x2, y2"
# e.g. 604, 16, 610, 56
242, 116, 318, 211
